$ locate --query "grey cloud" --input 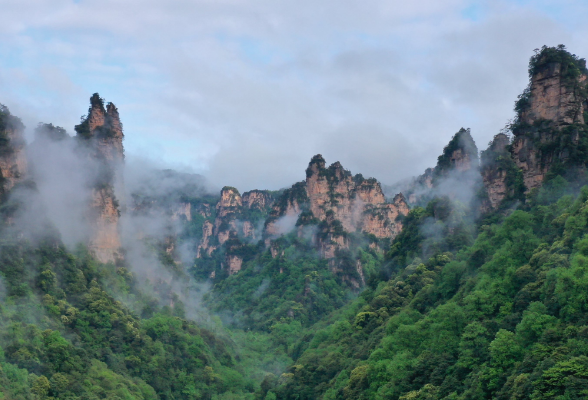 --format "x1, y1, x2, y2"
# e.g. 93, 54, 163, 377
1, 0, 588, 192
